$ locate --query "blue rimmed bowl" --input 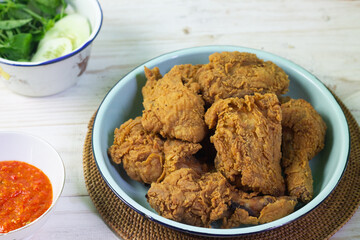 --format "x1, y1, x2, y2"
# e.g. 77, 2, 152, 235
92, 46, 350, 237
0, 0, 103, 97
